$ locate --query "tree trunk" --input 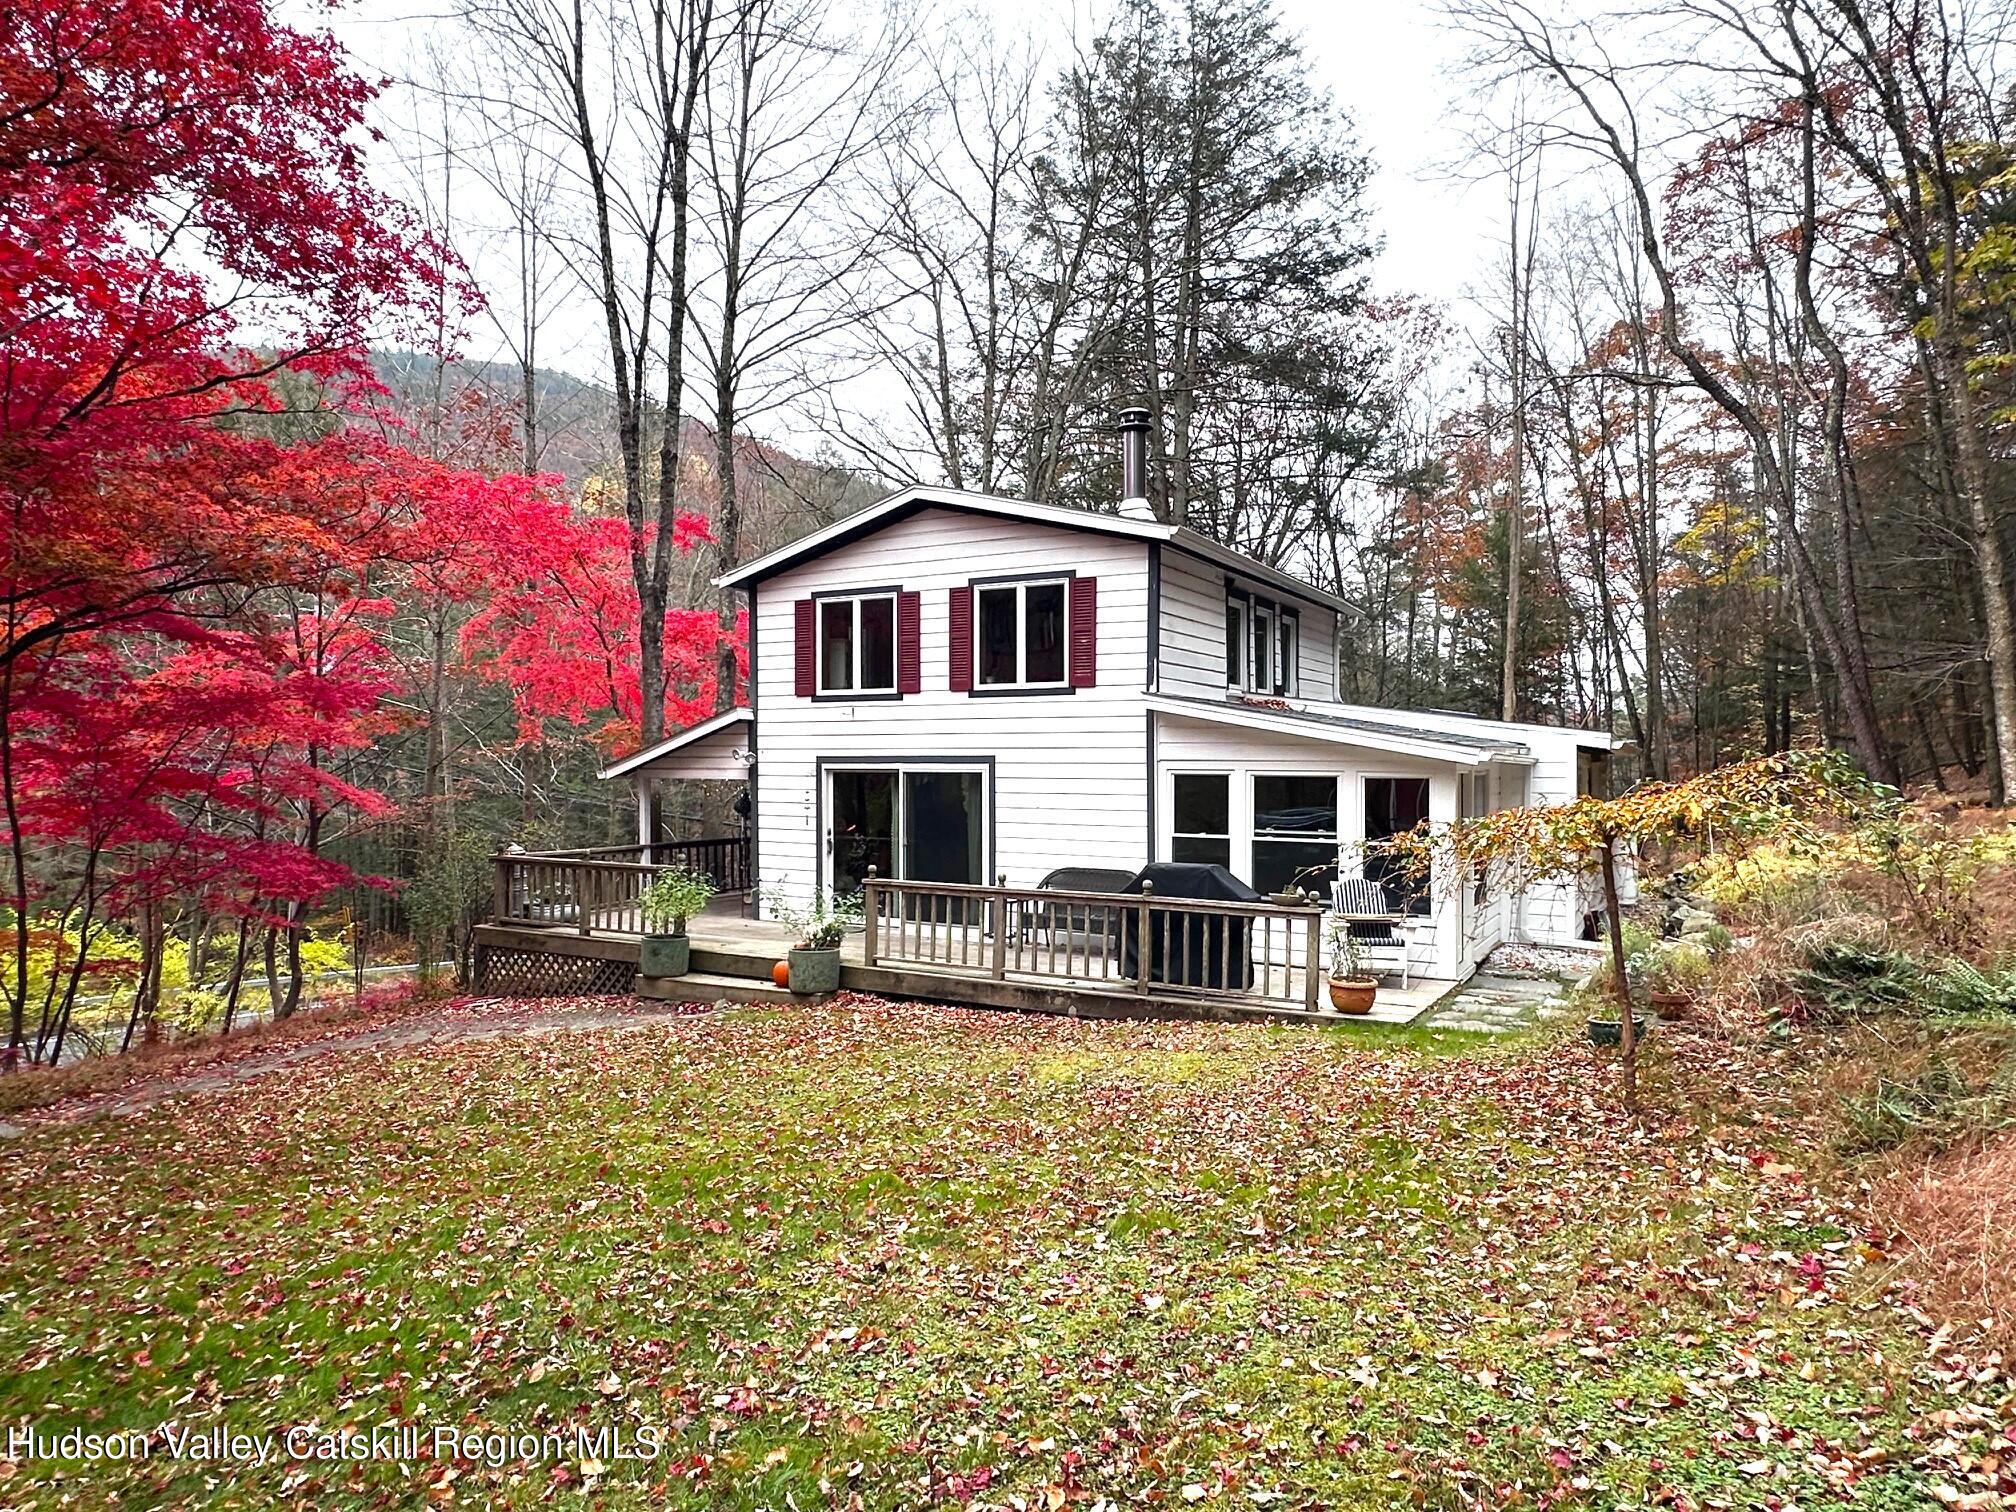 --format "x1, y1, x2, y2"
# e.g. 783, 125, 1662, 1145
1599, 835, 1637, 1115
